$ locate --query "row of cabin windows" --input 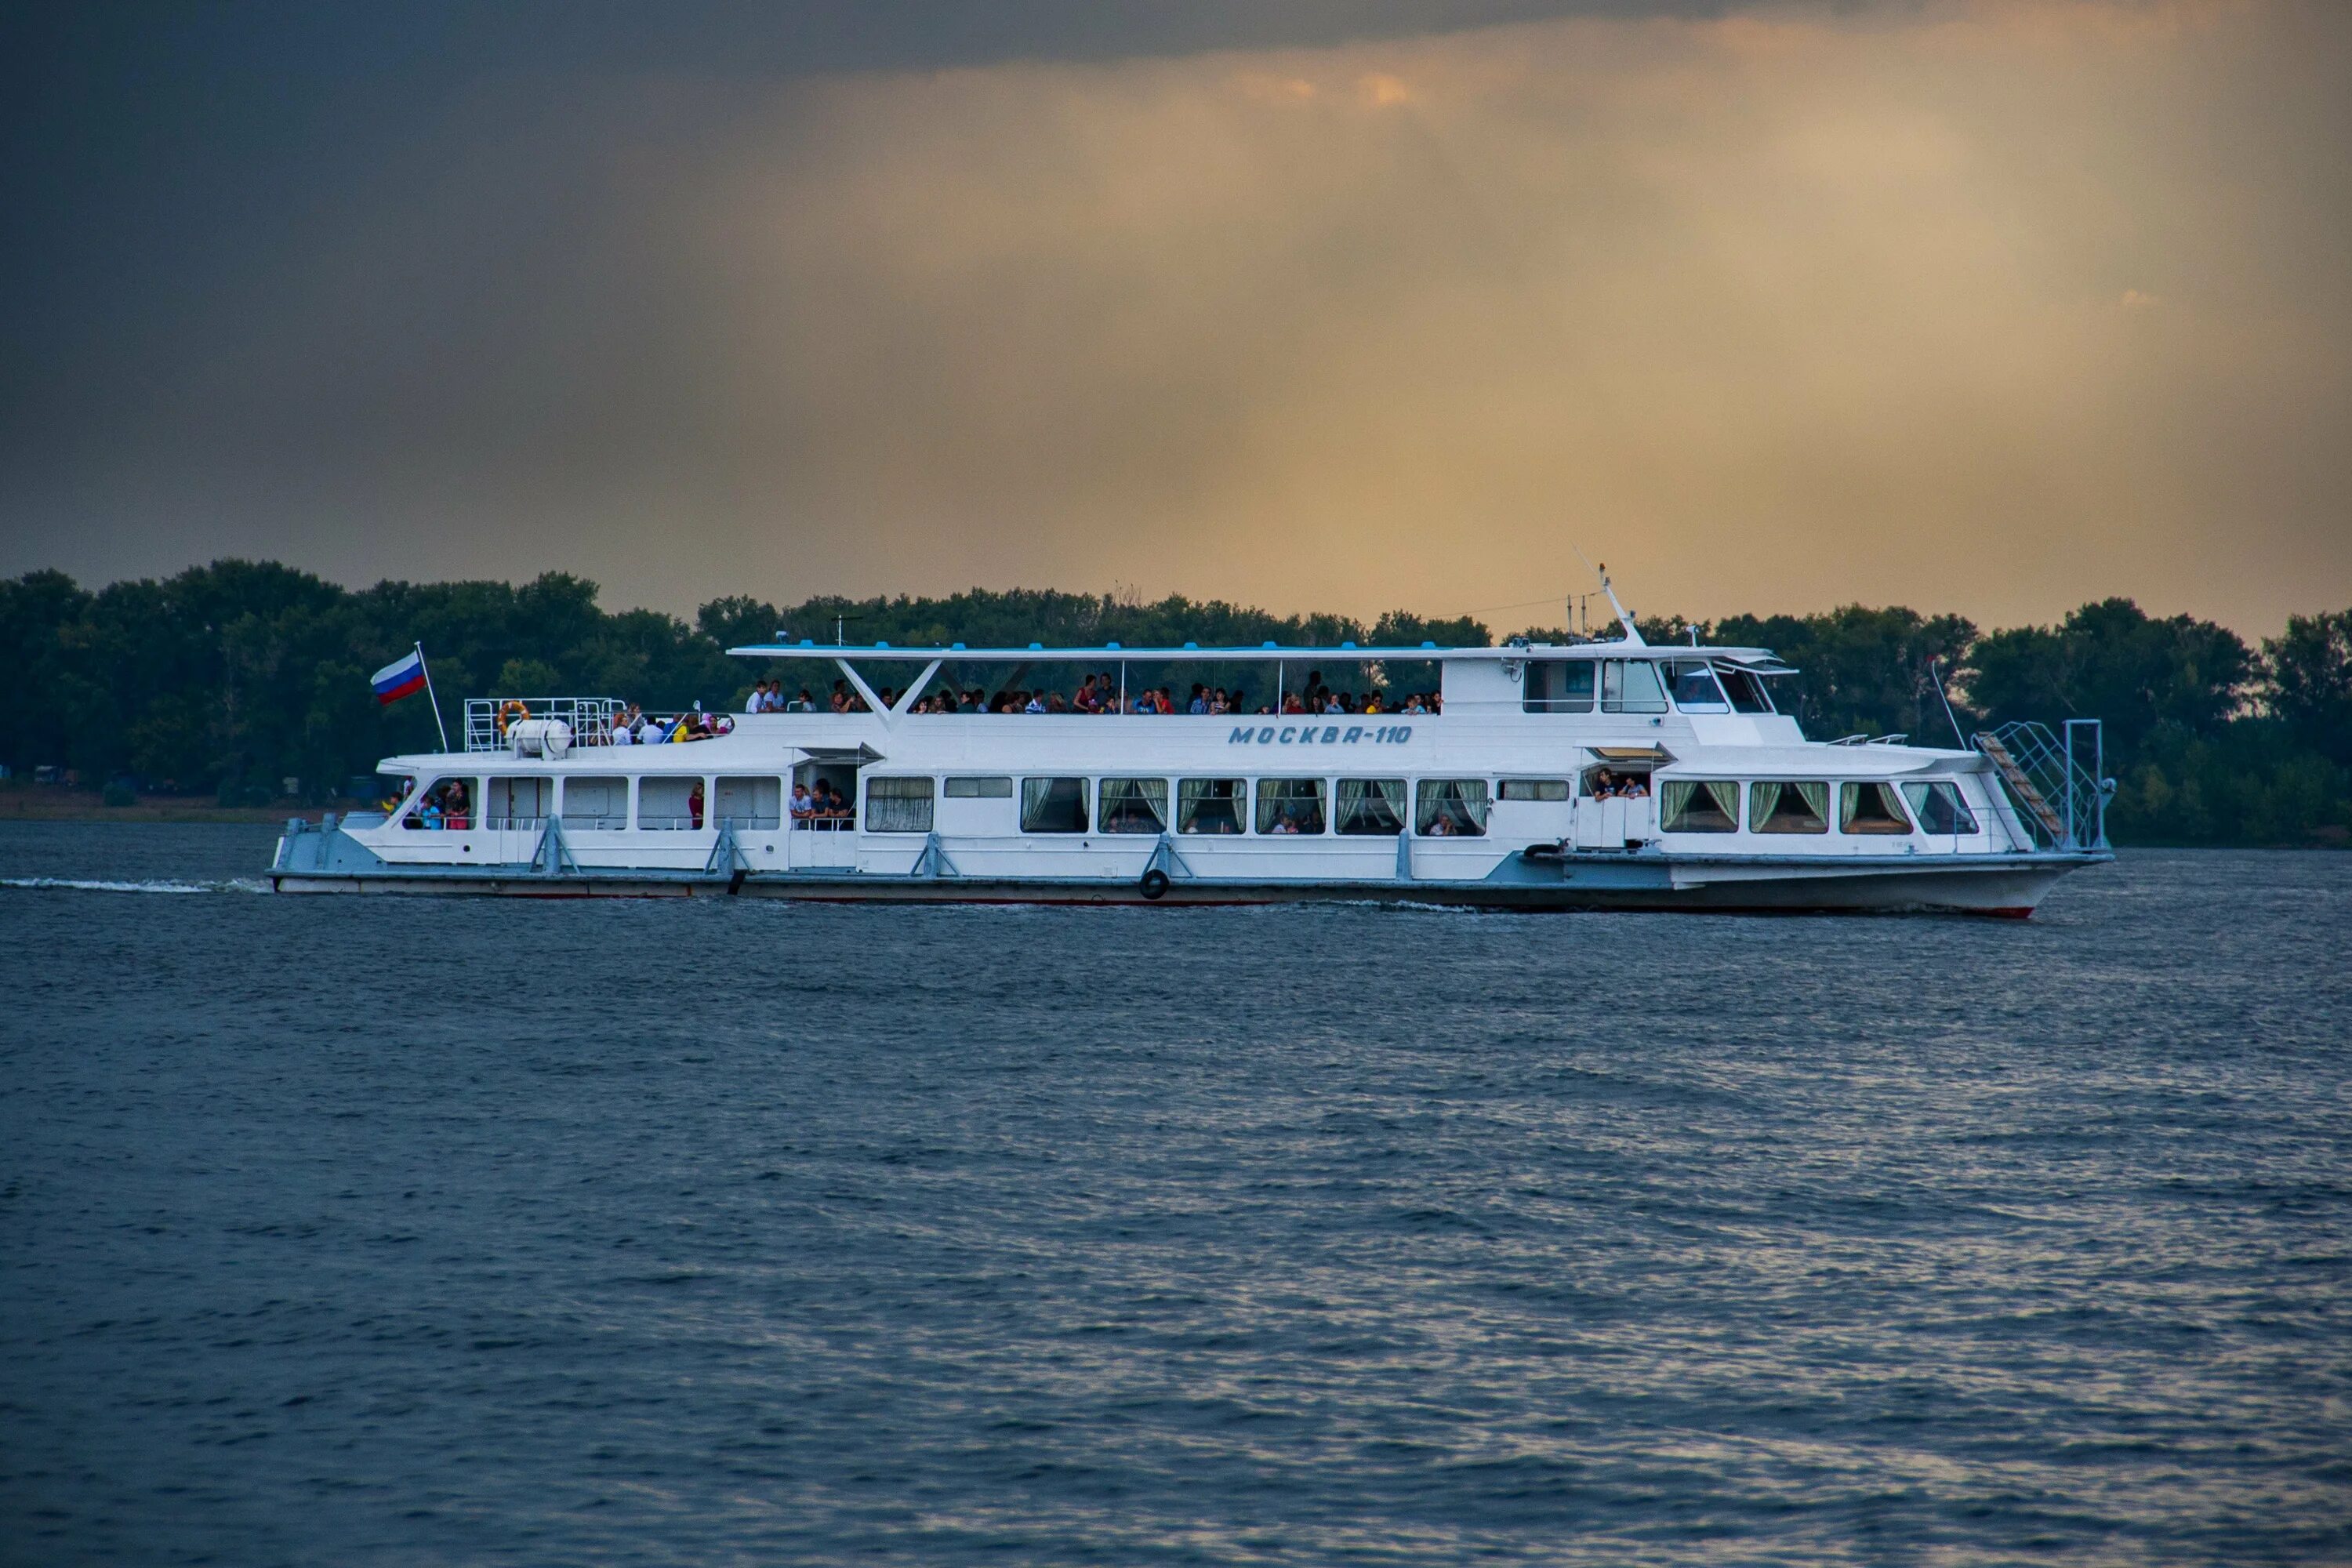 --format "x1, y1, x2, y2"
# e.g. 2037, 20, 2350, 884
408, 773, 1566, 836
1657, 779, 1981, 837
873, 775, 1574, 837
1523, 659, 1774, 716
